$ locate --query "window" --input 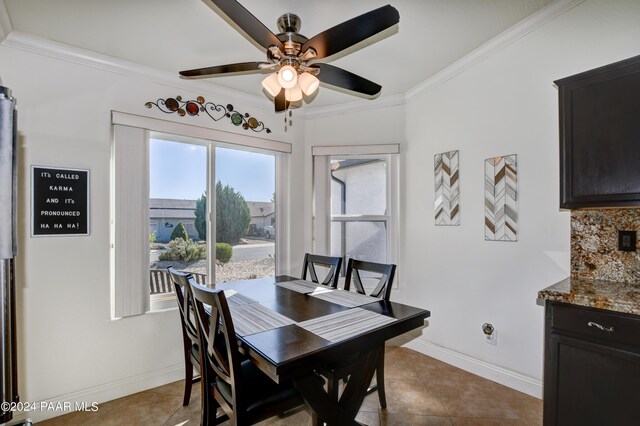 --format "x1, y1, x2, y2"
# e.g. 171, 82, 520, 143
214, 146, 276, 285
313, 145, 399, 287
330, 158, 389, 266
149, 139, 208, 300
111, 113, 291, 318
148, 138, 277, 298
